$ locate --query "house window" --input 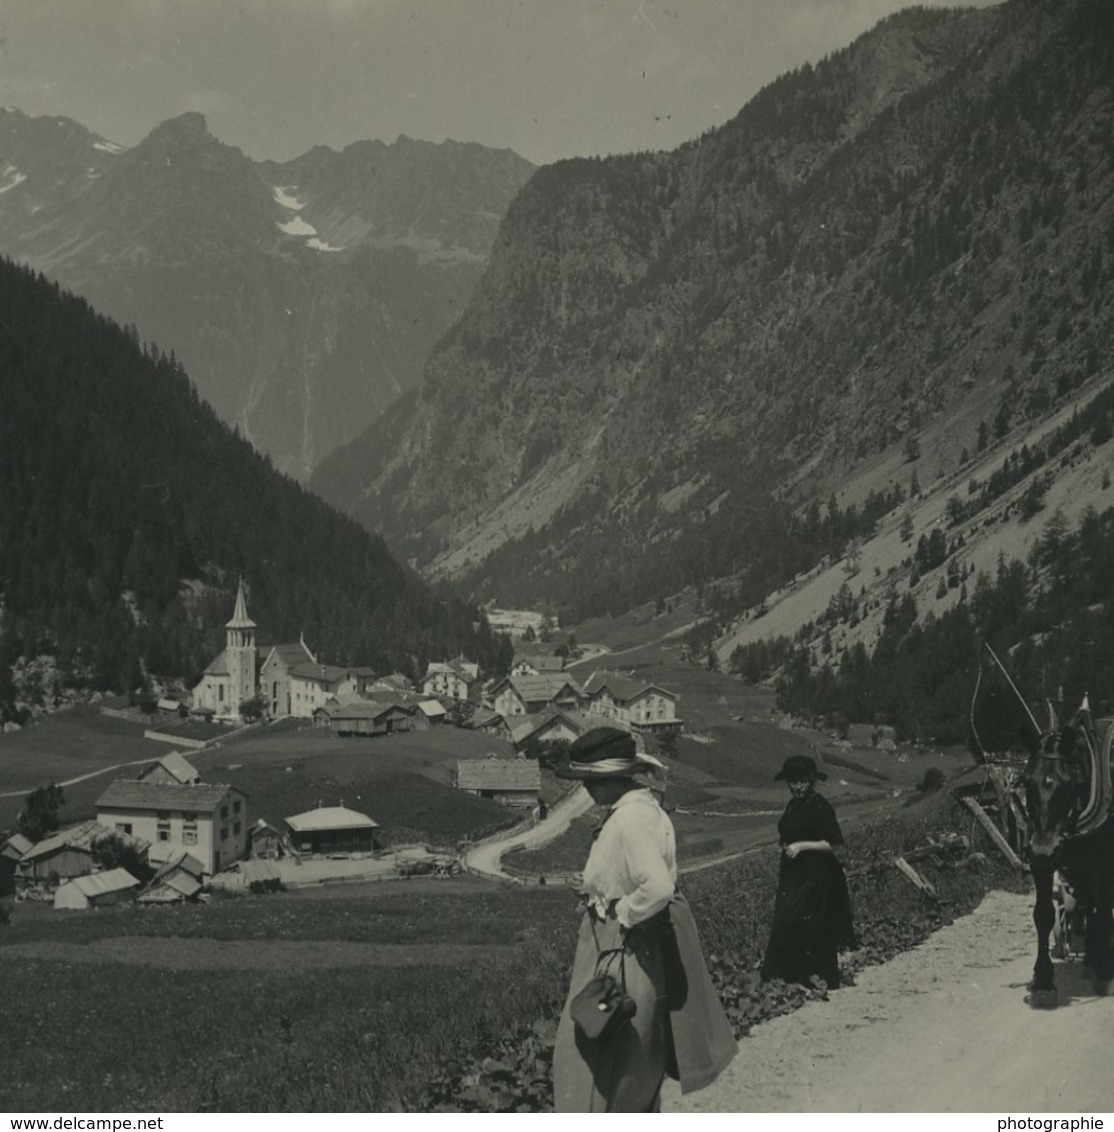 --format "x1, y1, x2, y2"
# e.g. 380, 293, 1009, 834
183, 831, 198, 845
158, 830, 170, 842
233, 800, 242, 815
221, 806, 229, 820
183, 812, 197, 828
233, 821, 241, 835
221, 827, 229, 840
156, 811, 170, 821
115, 823, 133, 835
219, 685, 225, 703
